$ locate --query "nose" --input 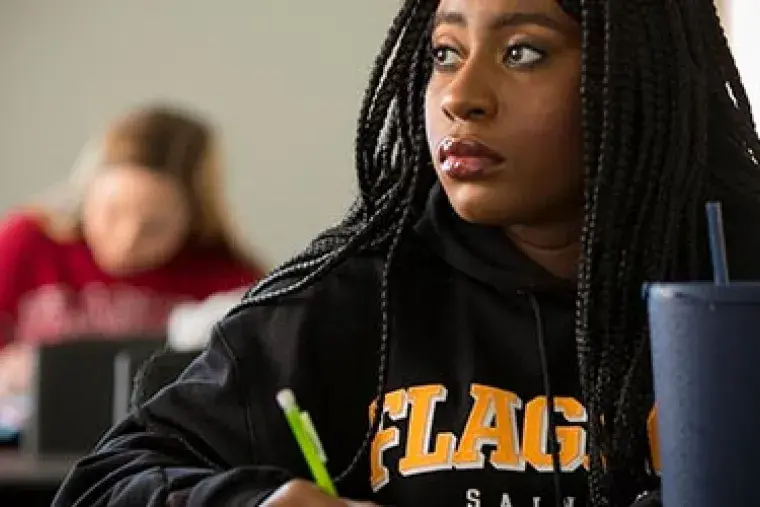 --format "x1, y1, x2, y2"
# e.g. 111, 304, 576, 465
441, 63, 499, 123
